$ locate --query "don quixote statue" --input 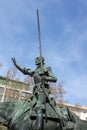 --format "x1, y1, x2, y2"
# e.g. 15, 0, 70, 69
0, 9, 86, 130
